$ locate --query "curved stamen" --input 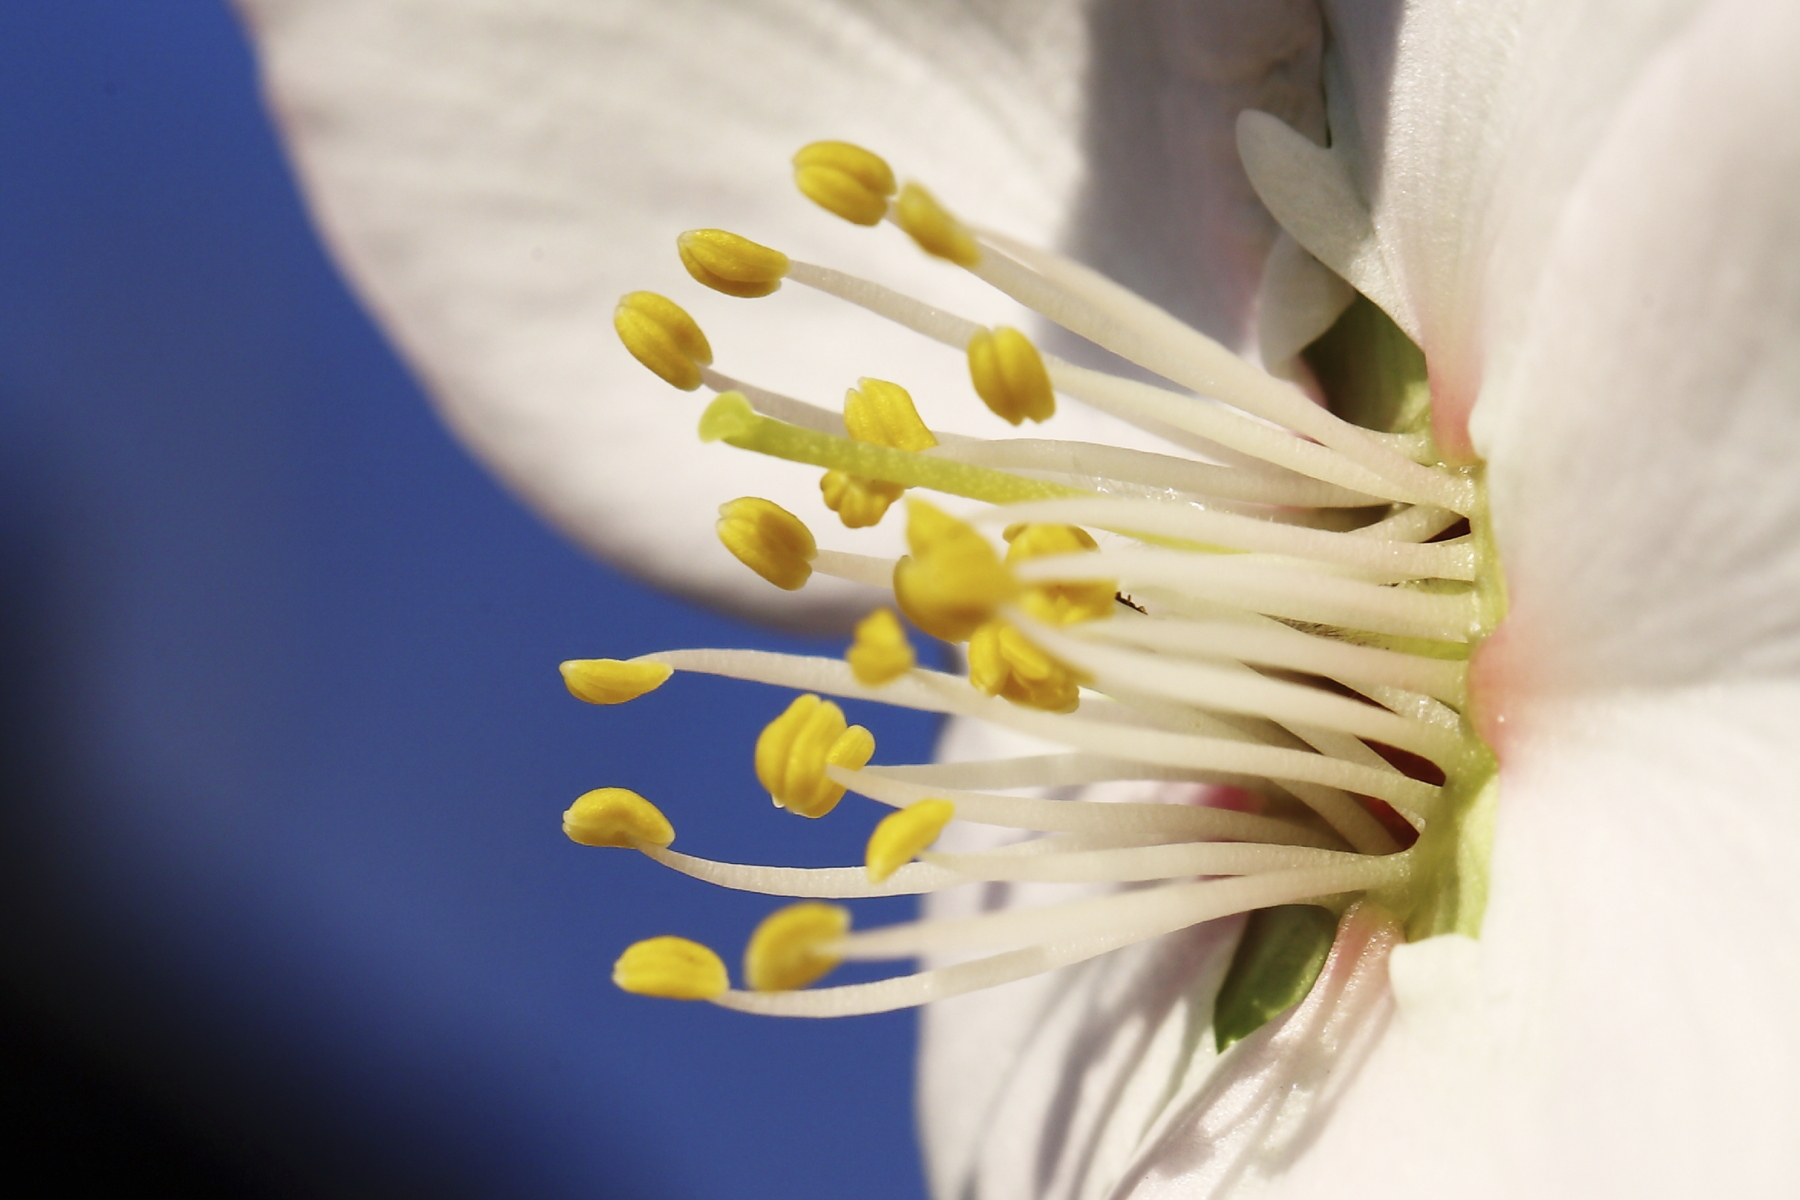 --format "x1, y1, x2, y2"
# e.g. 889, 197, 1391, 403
974, 497, 1475, 582
833, 766, 1340, 846
834, 860, 1407, 959
967, 231, 1475, 513
1013, 550, 1478, 642
1011, 612, 1468, 769
1071, 613, 1468, 707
